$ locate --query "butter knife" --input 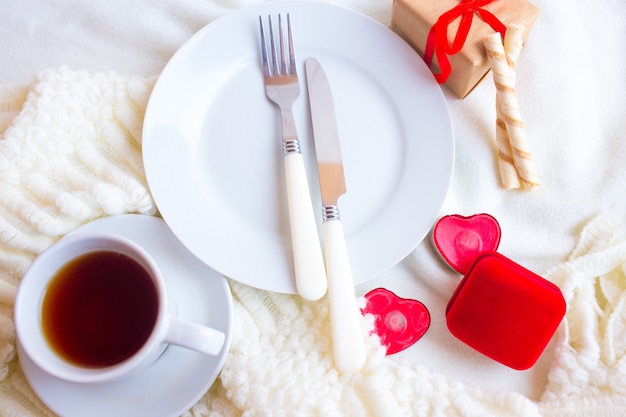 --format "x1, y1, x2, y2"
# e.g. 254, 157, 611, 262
305, 58, 366, 373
